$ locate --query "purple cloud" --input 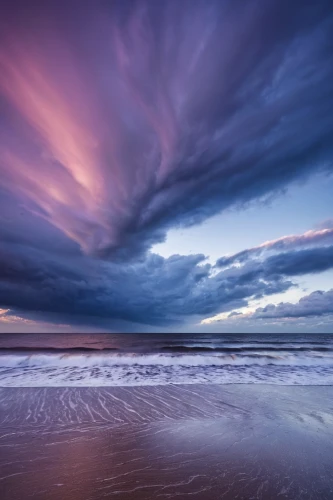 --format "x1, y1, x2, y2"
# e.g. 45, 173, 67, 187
0, 1, 333, 330
217, 228, 333, 268
1, 227, 333, 327
254, 289, 333, 319
0, 0, 332, 259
